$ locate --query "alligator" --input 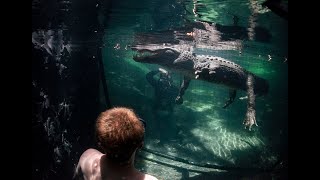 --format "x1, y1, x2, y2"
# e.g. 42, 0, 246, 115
131, 43, 269, 130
